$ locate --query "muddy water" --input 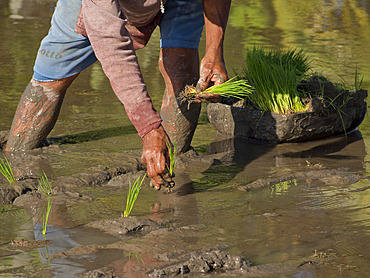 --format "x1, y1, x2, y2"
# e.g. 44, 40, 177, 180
1, 0, 370, 277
